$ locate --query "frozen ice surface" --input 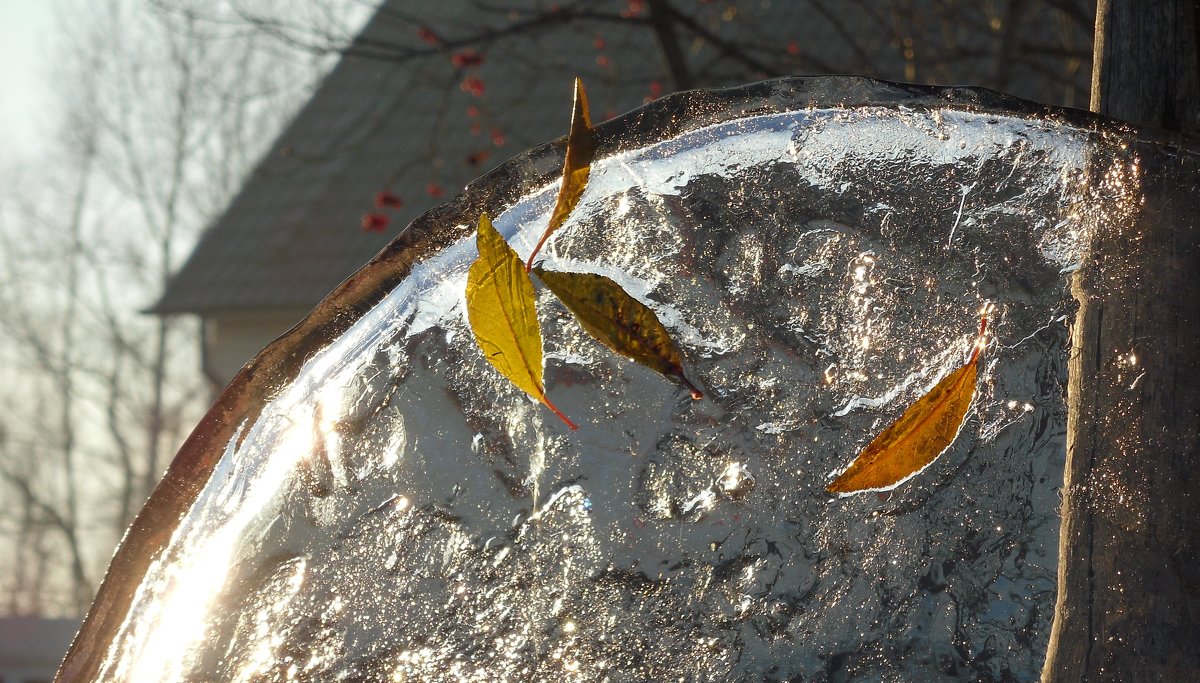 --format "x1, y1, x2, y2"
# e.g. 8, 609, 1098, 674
91, 80, 1144, 681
